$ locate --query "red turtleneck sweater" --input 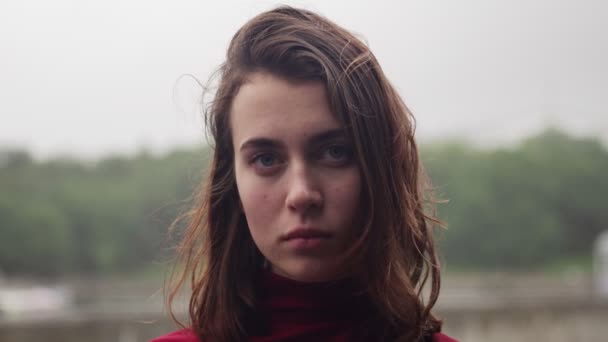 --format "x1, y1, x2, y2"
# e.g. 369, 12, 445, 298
150, 271, 457, 342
